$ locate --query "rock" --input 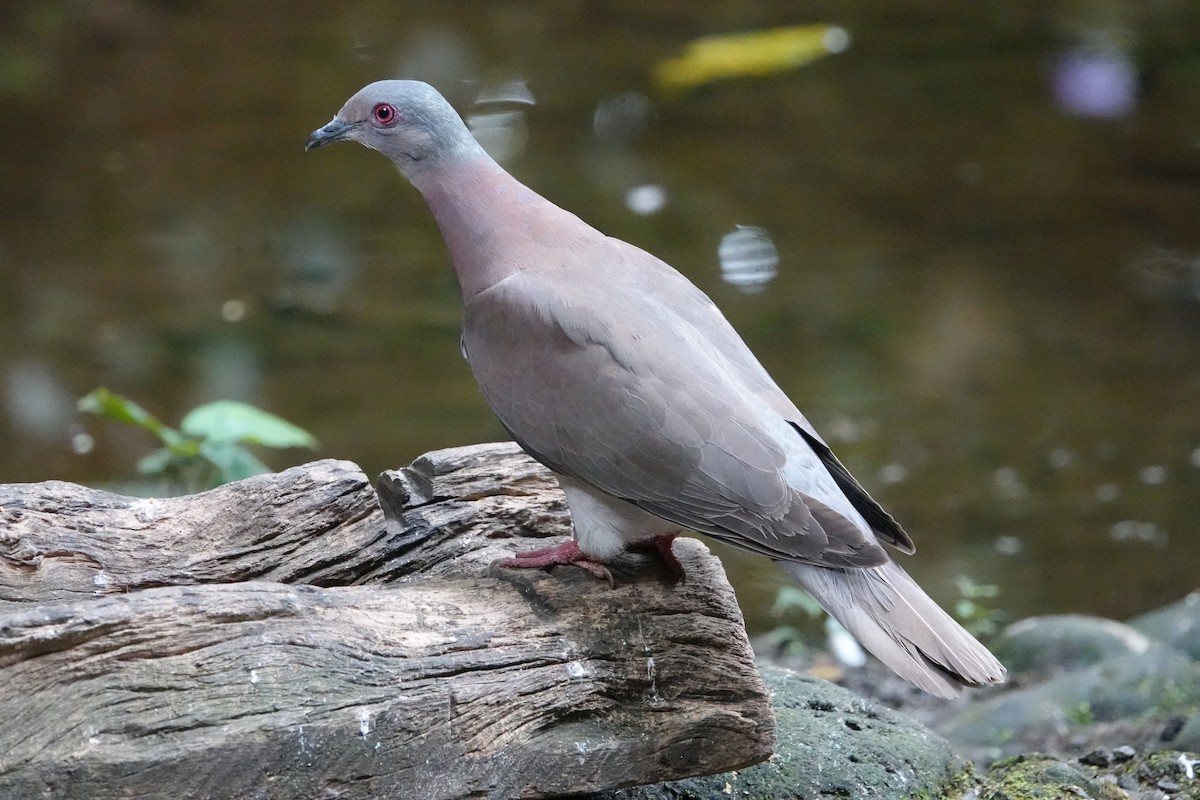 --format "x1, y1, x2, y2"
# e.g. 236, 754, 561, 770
1118, 751, 1199, 798
990, 614, 1151, 676
582, 664, 973, 799
1163, 716, 1189, 742
1080, 748, 1113, 767
1112, 745, 1136, 763
1130, 592, 1200, 660
1171, 716, 1200, 752
980, 750, 1200, 800
979, 753, 1125, 799
938, 644, 1200, 759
